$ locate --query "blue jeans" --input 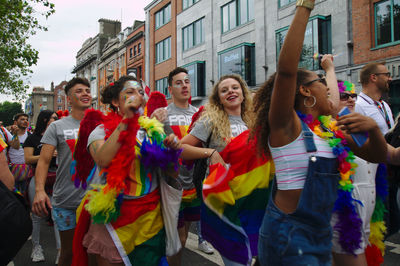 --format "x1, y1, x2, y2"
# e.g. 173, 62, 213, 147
258, 120, 339, 265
